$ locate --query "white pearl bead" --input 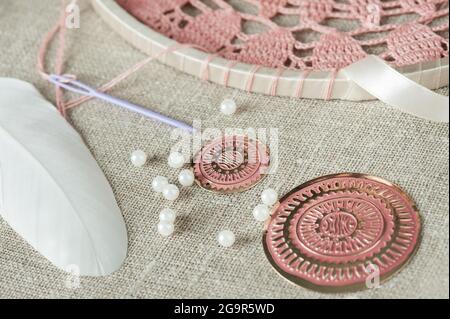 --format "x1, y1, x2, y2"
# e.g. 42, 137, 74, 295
168, 152, 185, 169
178, 169, 195, 187
151, 176, 169, 193
220, 98, 237, 115
158, 221, 174, 237
217, 230, 235, 248
159, 208, 176, 223
261, 188, 278, 206
162, 184, 180, 201
130, 150, 147, 167
253, 204, 271, 222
